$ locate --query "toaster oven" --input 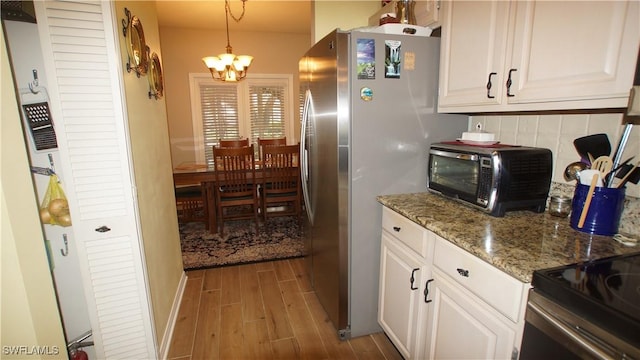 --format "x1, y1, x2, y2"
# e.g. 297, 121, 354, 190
428, 142, 553, 217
